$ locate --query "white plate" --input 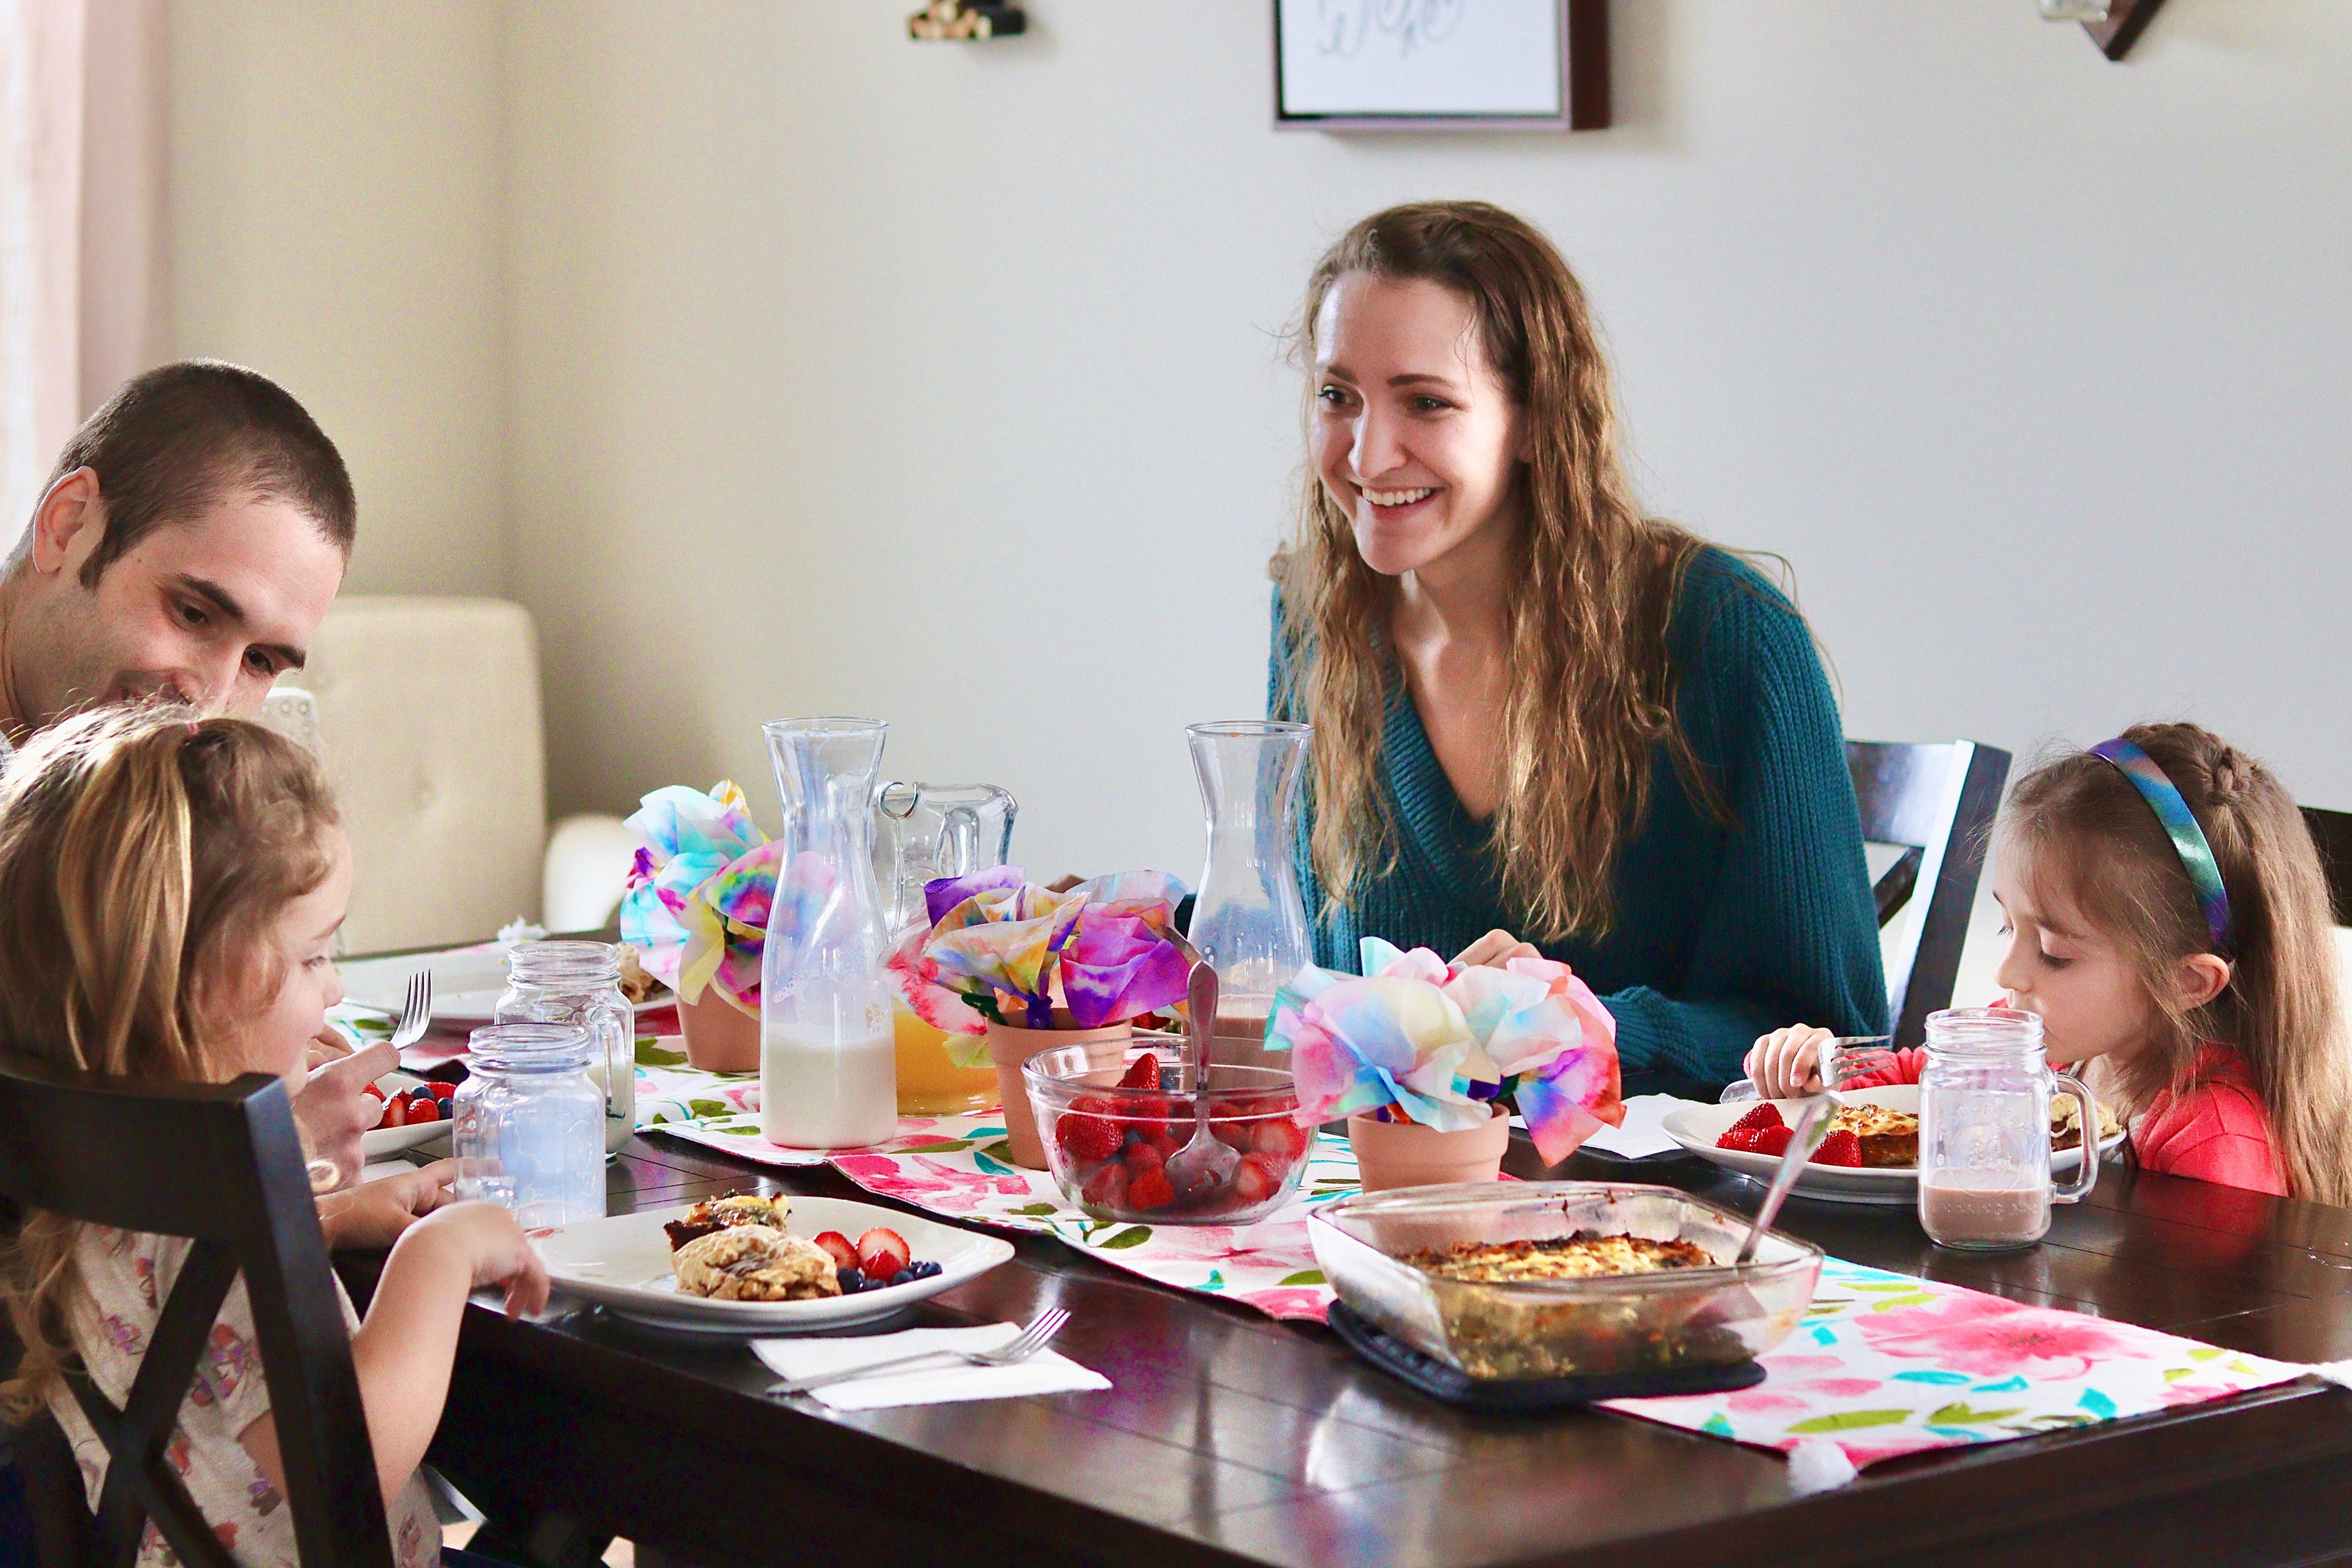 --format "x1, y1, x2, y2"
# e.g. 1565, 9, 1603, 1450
536, 1197, 1016, 1335
360, 1072, 448, 1159
1660, 1085, 2127, 1207
339, 948, 675, 1027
